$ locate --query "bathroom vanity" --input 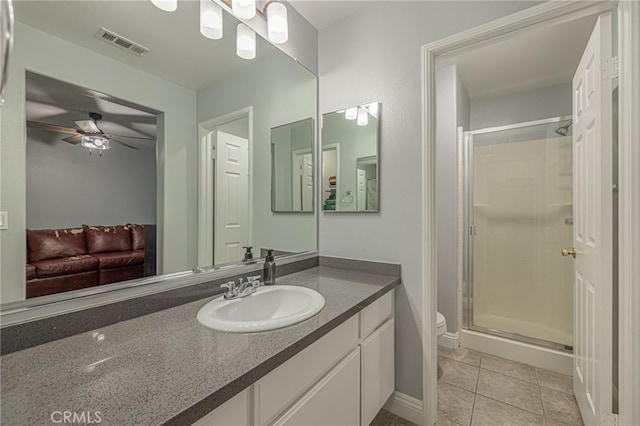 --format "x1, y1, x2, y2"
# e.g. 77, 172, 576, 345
0, 259, 399, 425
